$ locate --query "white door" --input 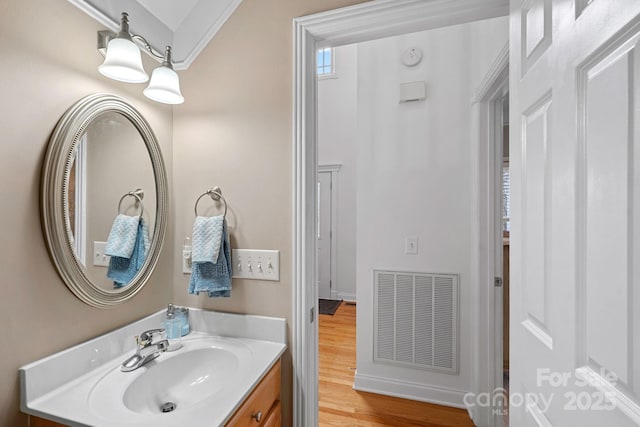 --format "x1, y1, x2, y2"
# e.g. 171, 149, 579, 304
510, 1, 640, 425
317, 171, 332, 299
